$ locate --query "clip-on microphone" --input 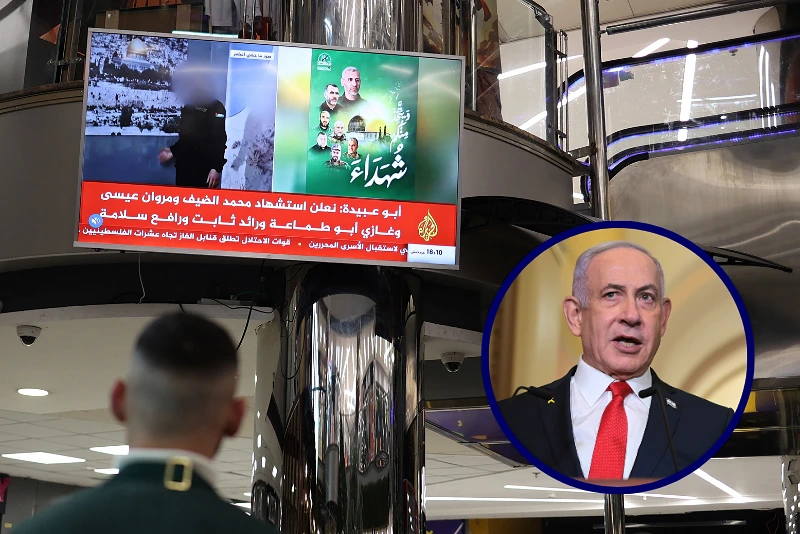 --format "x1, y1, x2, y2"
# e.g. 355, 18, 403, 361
639, 386, 679, 474
513, 385, 555, 403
